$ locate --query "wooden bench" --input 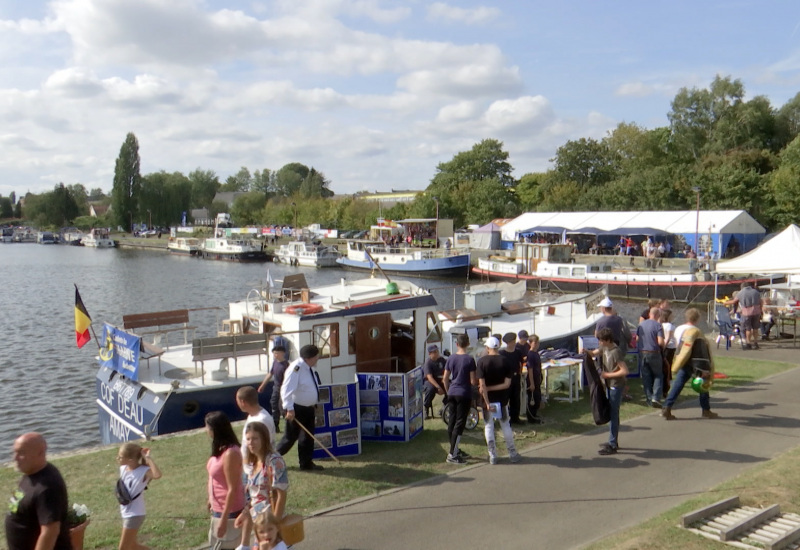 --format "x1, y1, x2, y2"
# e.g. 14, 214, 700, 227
139, 341, 165, 374
192, 333, 270, 381
123, 309, 197, 350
